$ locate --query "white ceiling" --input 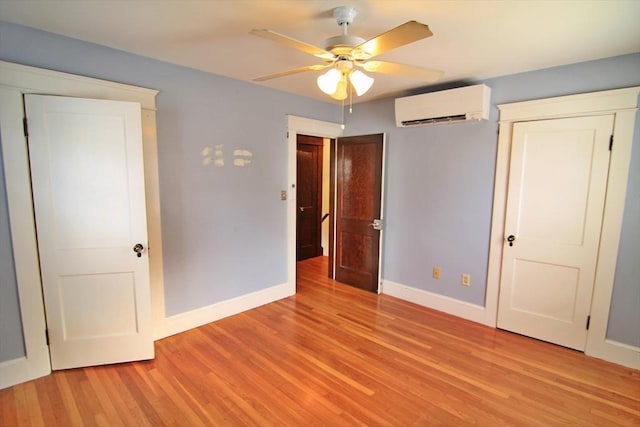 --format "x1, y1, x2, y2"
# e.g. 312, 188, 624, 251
1, 0, 639, 104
